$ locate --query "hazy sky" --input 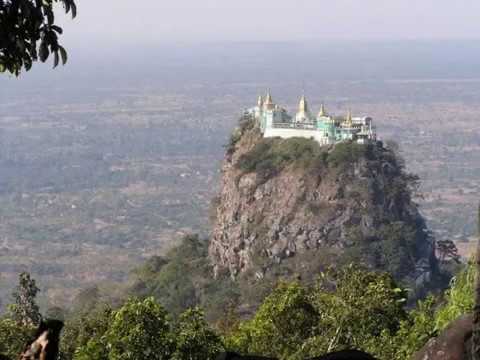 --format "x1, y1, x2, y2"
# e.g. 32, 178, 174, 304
59, 0, 480, 47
